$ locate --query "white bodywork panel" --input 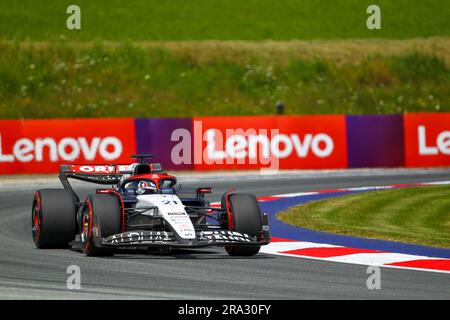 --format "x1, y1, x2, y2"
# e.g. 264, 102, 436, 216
136, 194, 196, 239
